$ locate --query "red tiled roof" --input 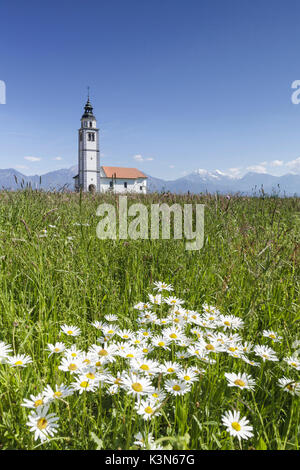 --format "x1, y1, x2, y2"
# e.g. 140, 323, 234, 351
101, 166, 147, 179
